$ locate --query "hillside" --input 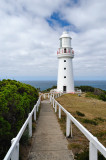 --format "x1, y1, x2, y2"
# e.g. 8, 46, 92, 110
0, 79, 39, 159
56, 93, 106, 159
